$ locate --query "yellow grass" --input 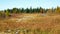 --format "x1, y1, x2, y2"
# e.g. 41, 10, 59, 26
0, 13, 60, 34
